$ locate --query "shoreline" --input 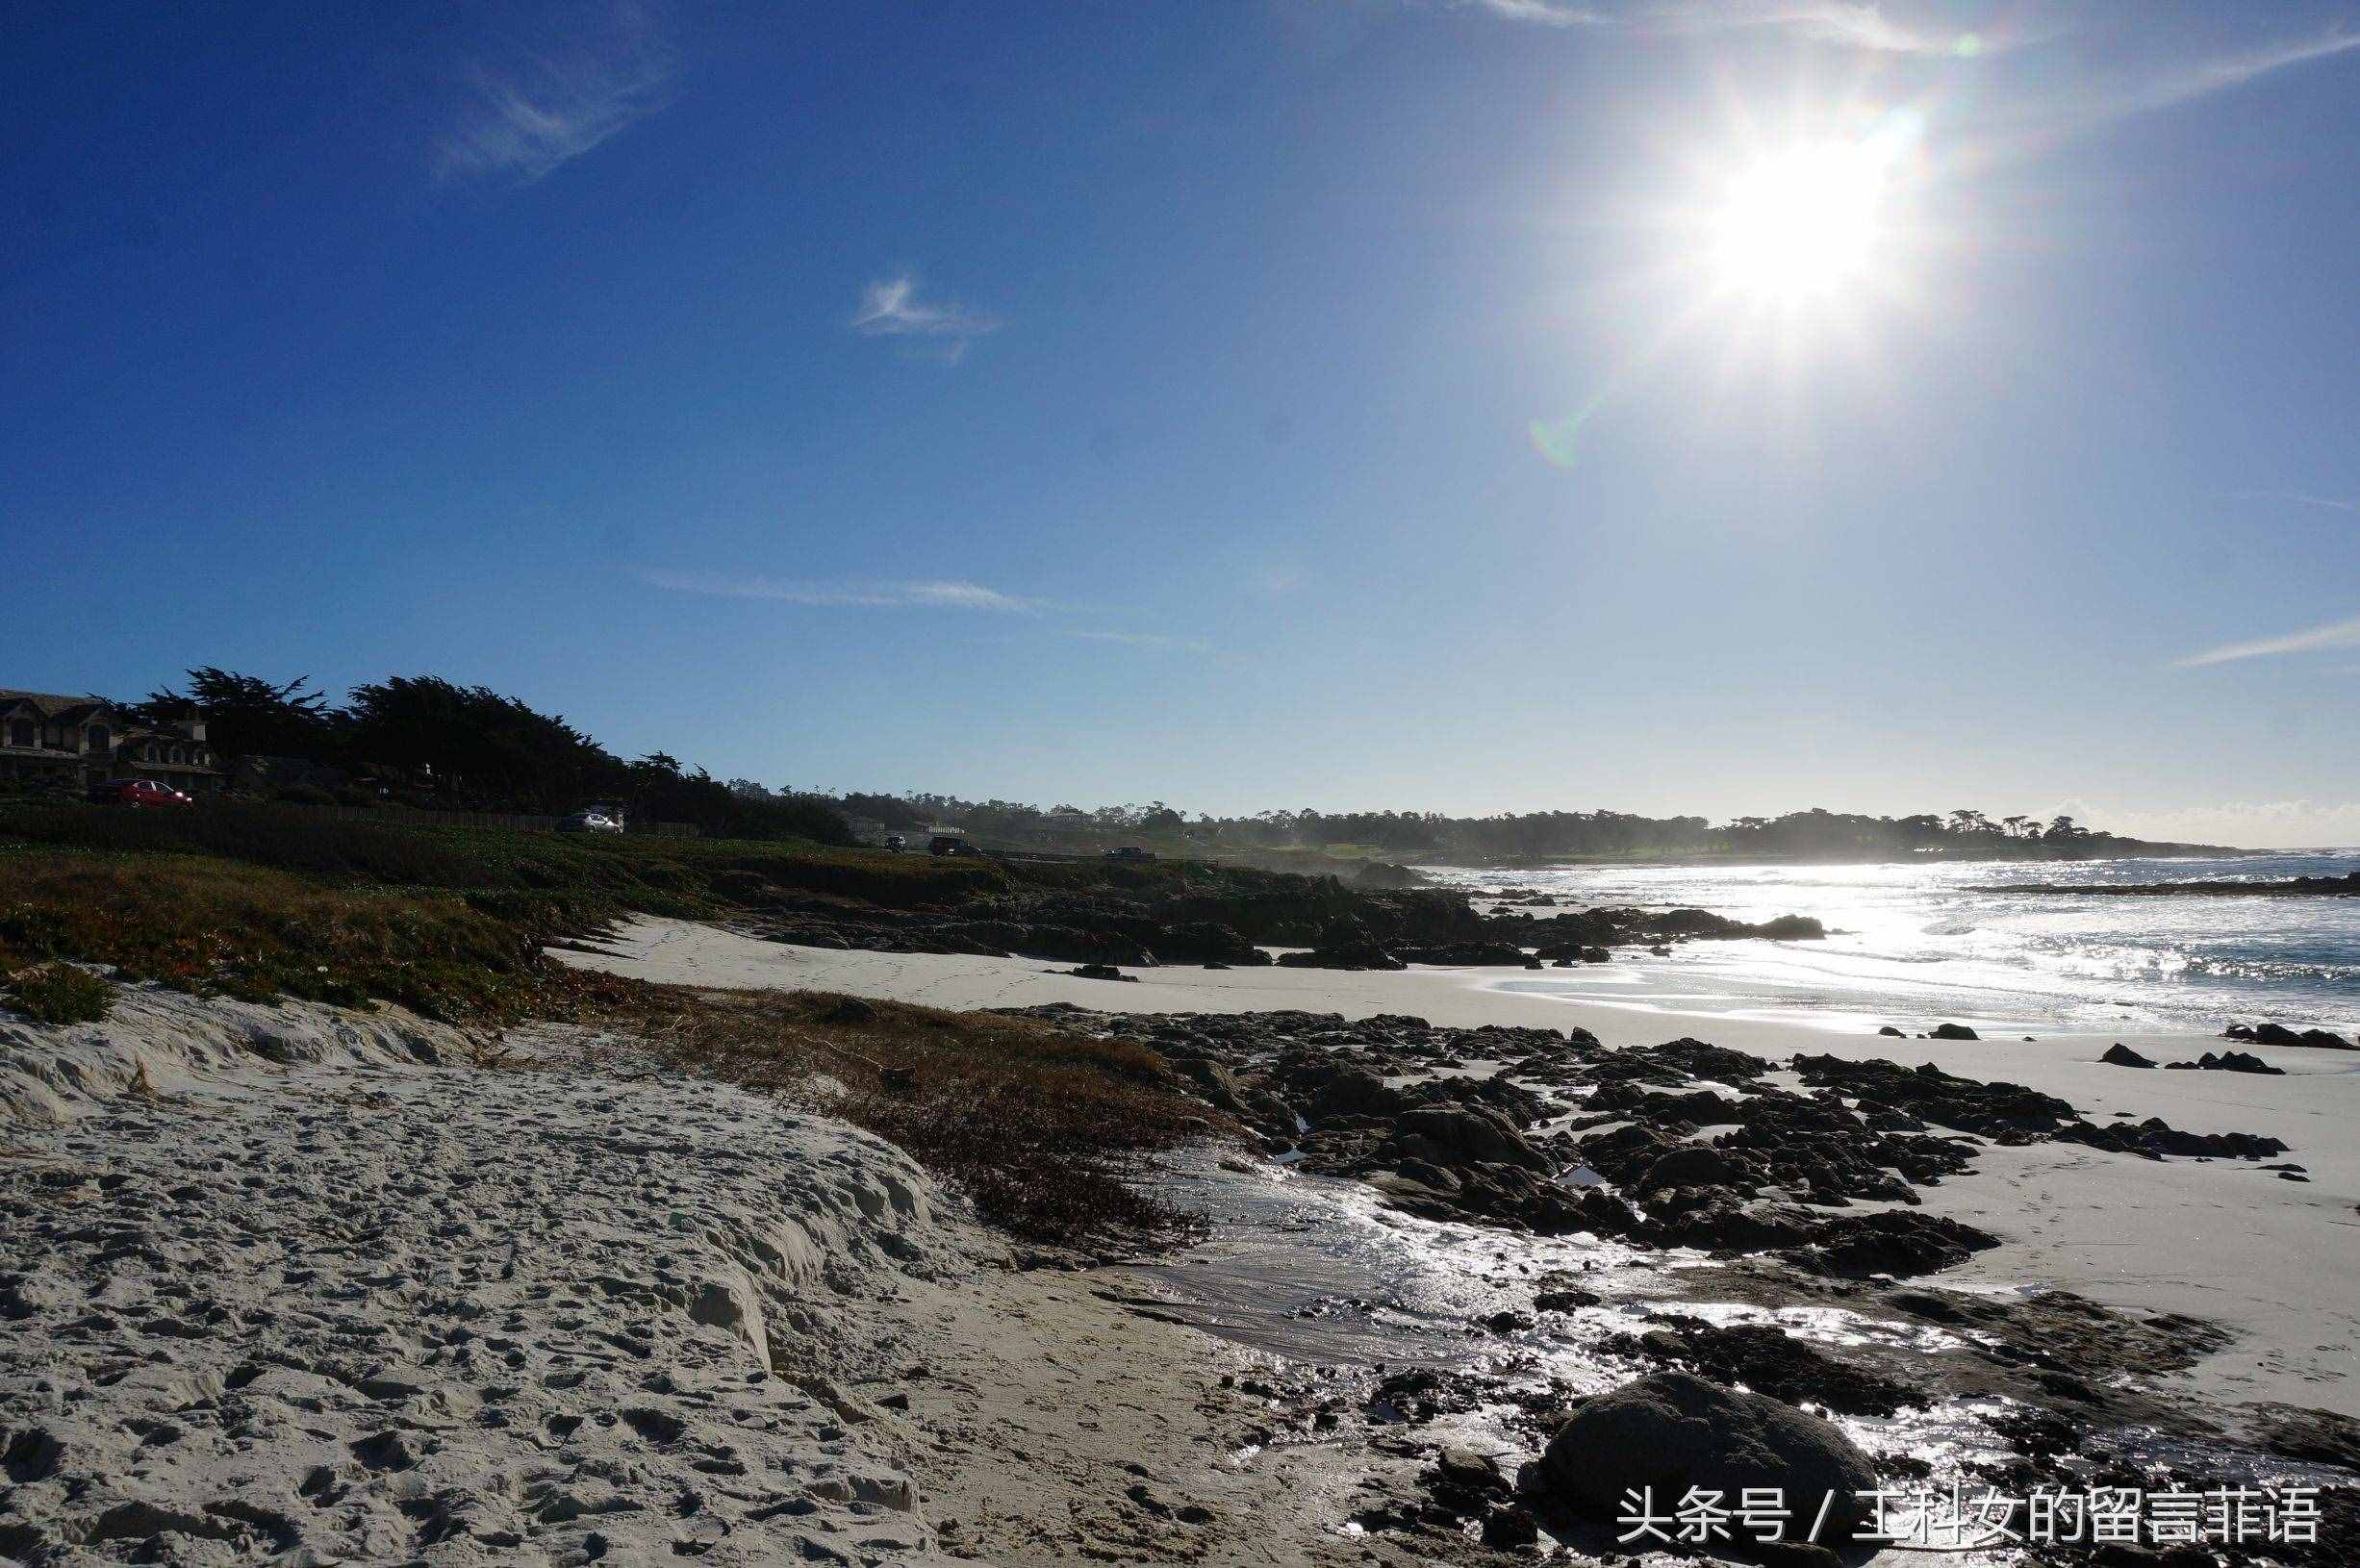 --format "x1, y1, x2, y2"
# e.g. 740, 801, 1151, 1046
557, 918, 2360, 1424
9, 916, 2352, 1561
